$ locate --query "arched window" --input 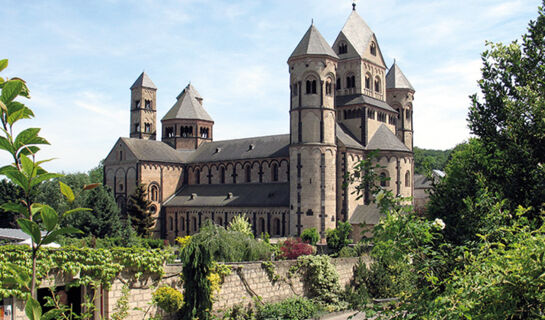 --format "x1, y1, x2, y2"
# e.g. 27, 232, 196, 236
293, 83, 298, 96
346, 75, 356, 89
217, 217, 223, 226
180, 218, 185, 231
272, 163, 279, 182
338, 42, 348, 54
192, 217, 197, 232
405, 171, 411, 187
380, 172, 390, 187
374, 77, 381, 92
246, 165, 251, 183
370, 42, 377, 56
336, 78, 341, 90
325, 79, 332, 95
169, 216, 174, 231
200, 127, 209, 138
305, 79, 317, 94
195, 169, 200, 184
273, 218, 281, 236
150, 185, 159, 202
259, 218, 266, 235
406, 110, 411, 120
365, 74, 371, 90
220, 167, 225, 184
